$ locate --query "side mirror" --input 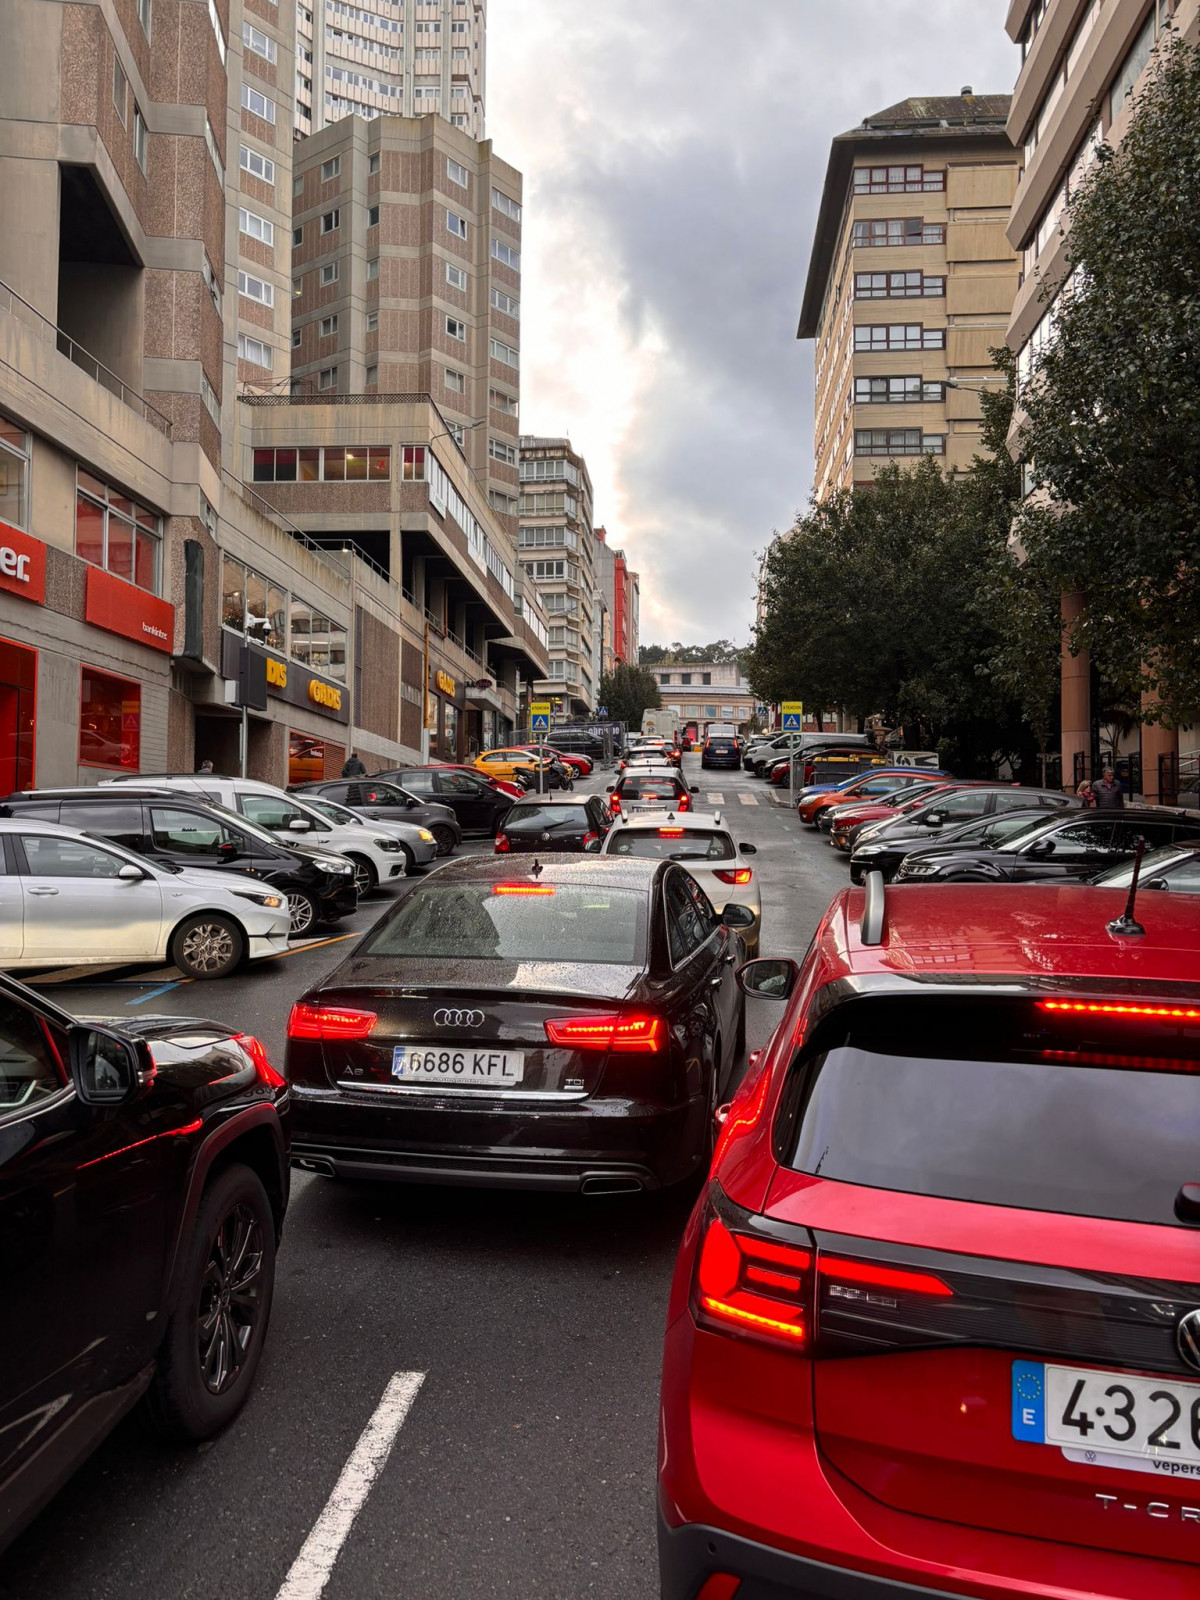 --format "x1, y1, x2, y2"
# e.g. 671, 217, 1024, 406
736, 957, 798, 1000
690, 786, 700, 794
721, 902, 756, 929
583, 837, 602, 852
714, 1102, 732, 1130
923, 812, 945, 828
606, 785, 616, 793
739, 842, 758, 856
217, 841, 239, 861
1146, 876, 1169, 892
117, 863, 146, 882
1028, 837, 1056, 856
288, 817, 311, 832
69, 1025, 144, 1106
